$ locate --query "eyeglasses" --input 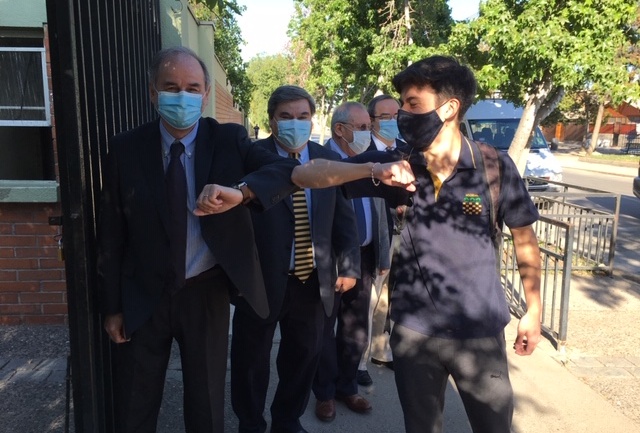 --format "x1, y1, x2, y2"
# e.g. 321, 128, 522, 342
371, 114, 398, 121
340, 122, 371, 132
